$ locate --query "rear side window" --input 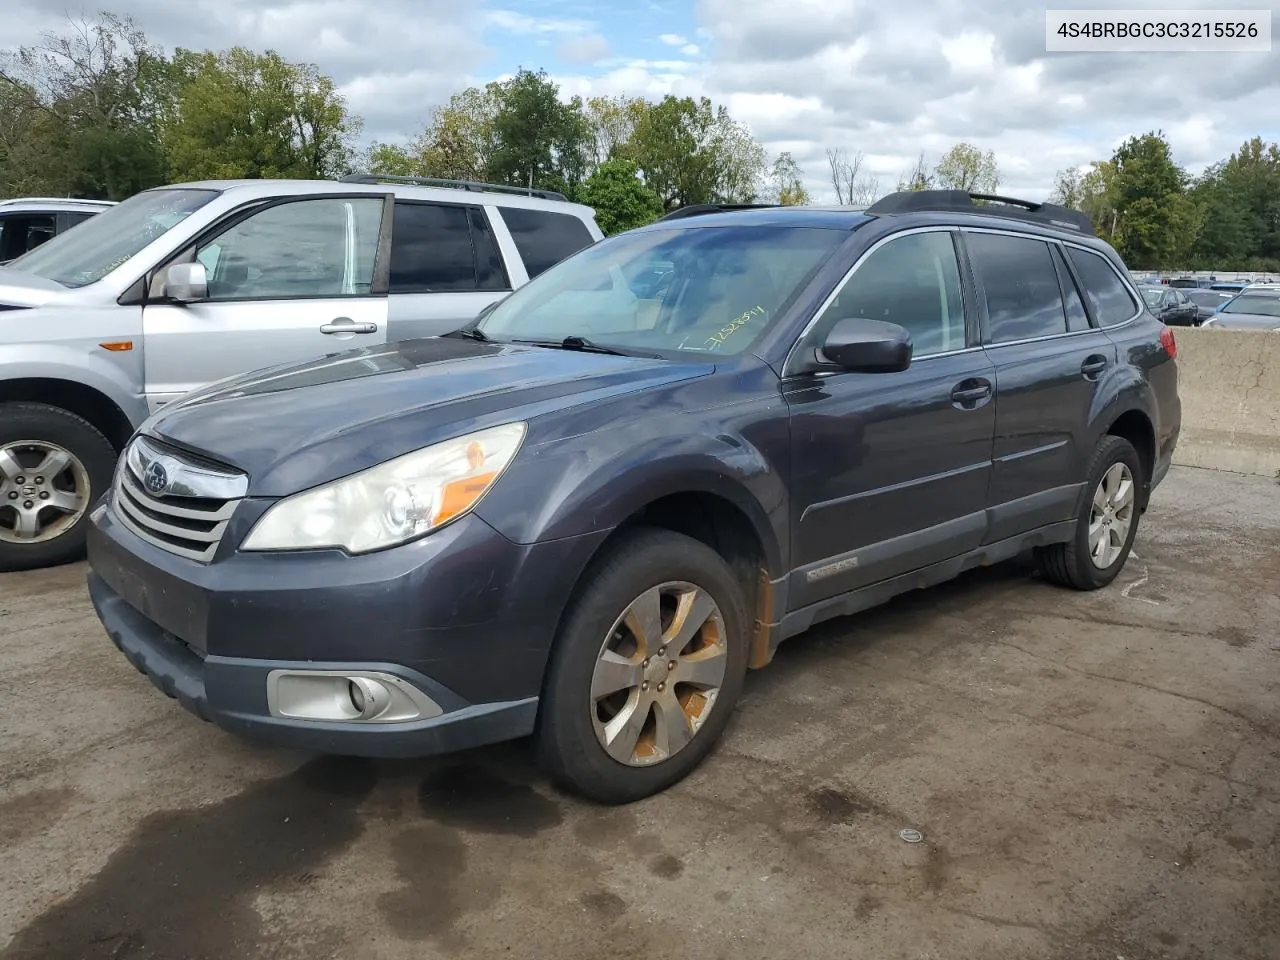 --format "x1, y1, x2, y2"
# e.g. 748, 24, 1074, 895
1066, 247, 1139, 327
966, 233, 1067, 343
390, 202, 477, 293
500, 208, 594, 278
